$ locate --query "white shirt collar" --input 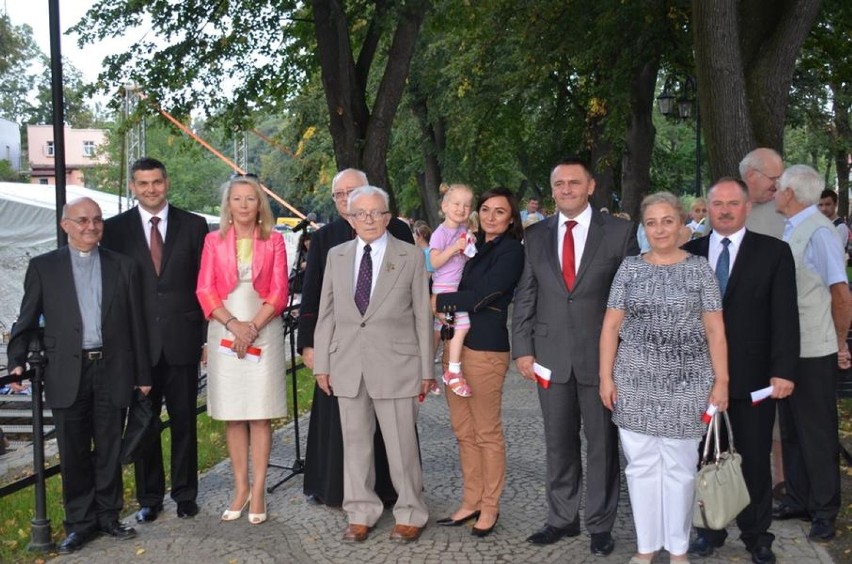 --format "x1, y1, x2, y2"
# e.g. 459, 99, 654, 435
138, 203, 169, 225
710, 226, 746, 248
558, 203, 592, 229
357, 231, 388, 253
